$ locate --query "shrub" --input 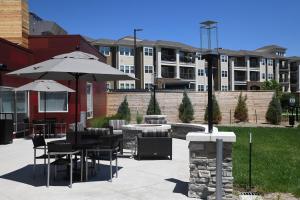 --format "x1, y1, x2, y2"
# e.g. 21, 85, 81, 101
90, 115, 119, 128
136, 111, 143, 124
117, 96, 131, 122
146, 94, 161, 115
261, 80, 282, 98
204, 94, 222, 124
266, 95, 282, 125
234, 93, 248, 122
179, 90, 194, 123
